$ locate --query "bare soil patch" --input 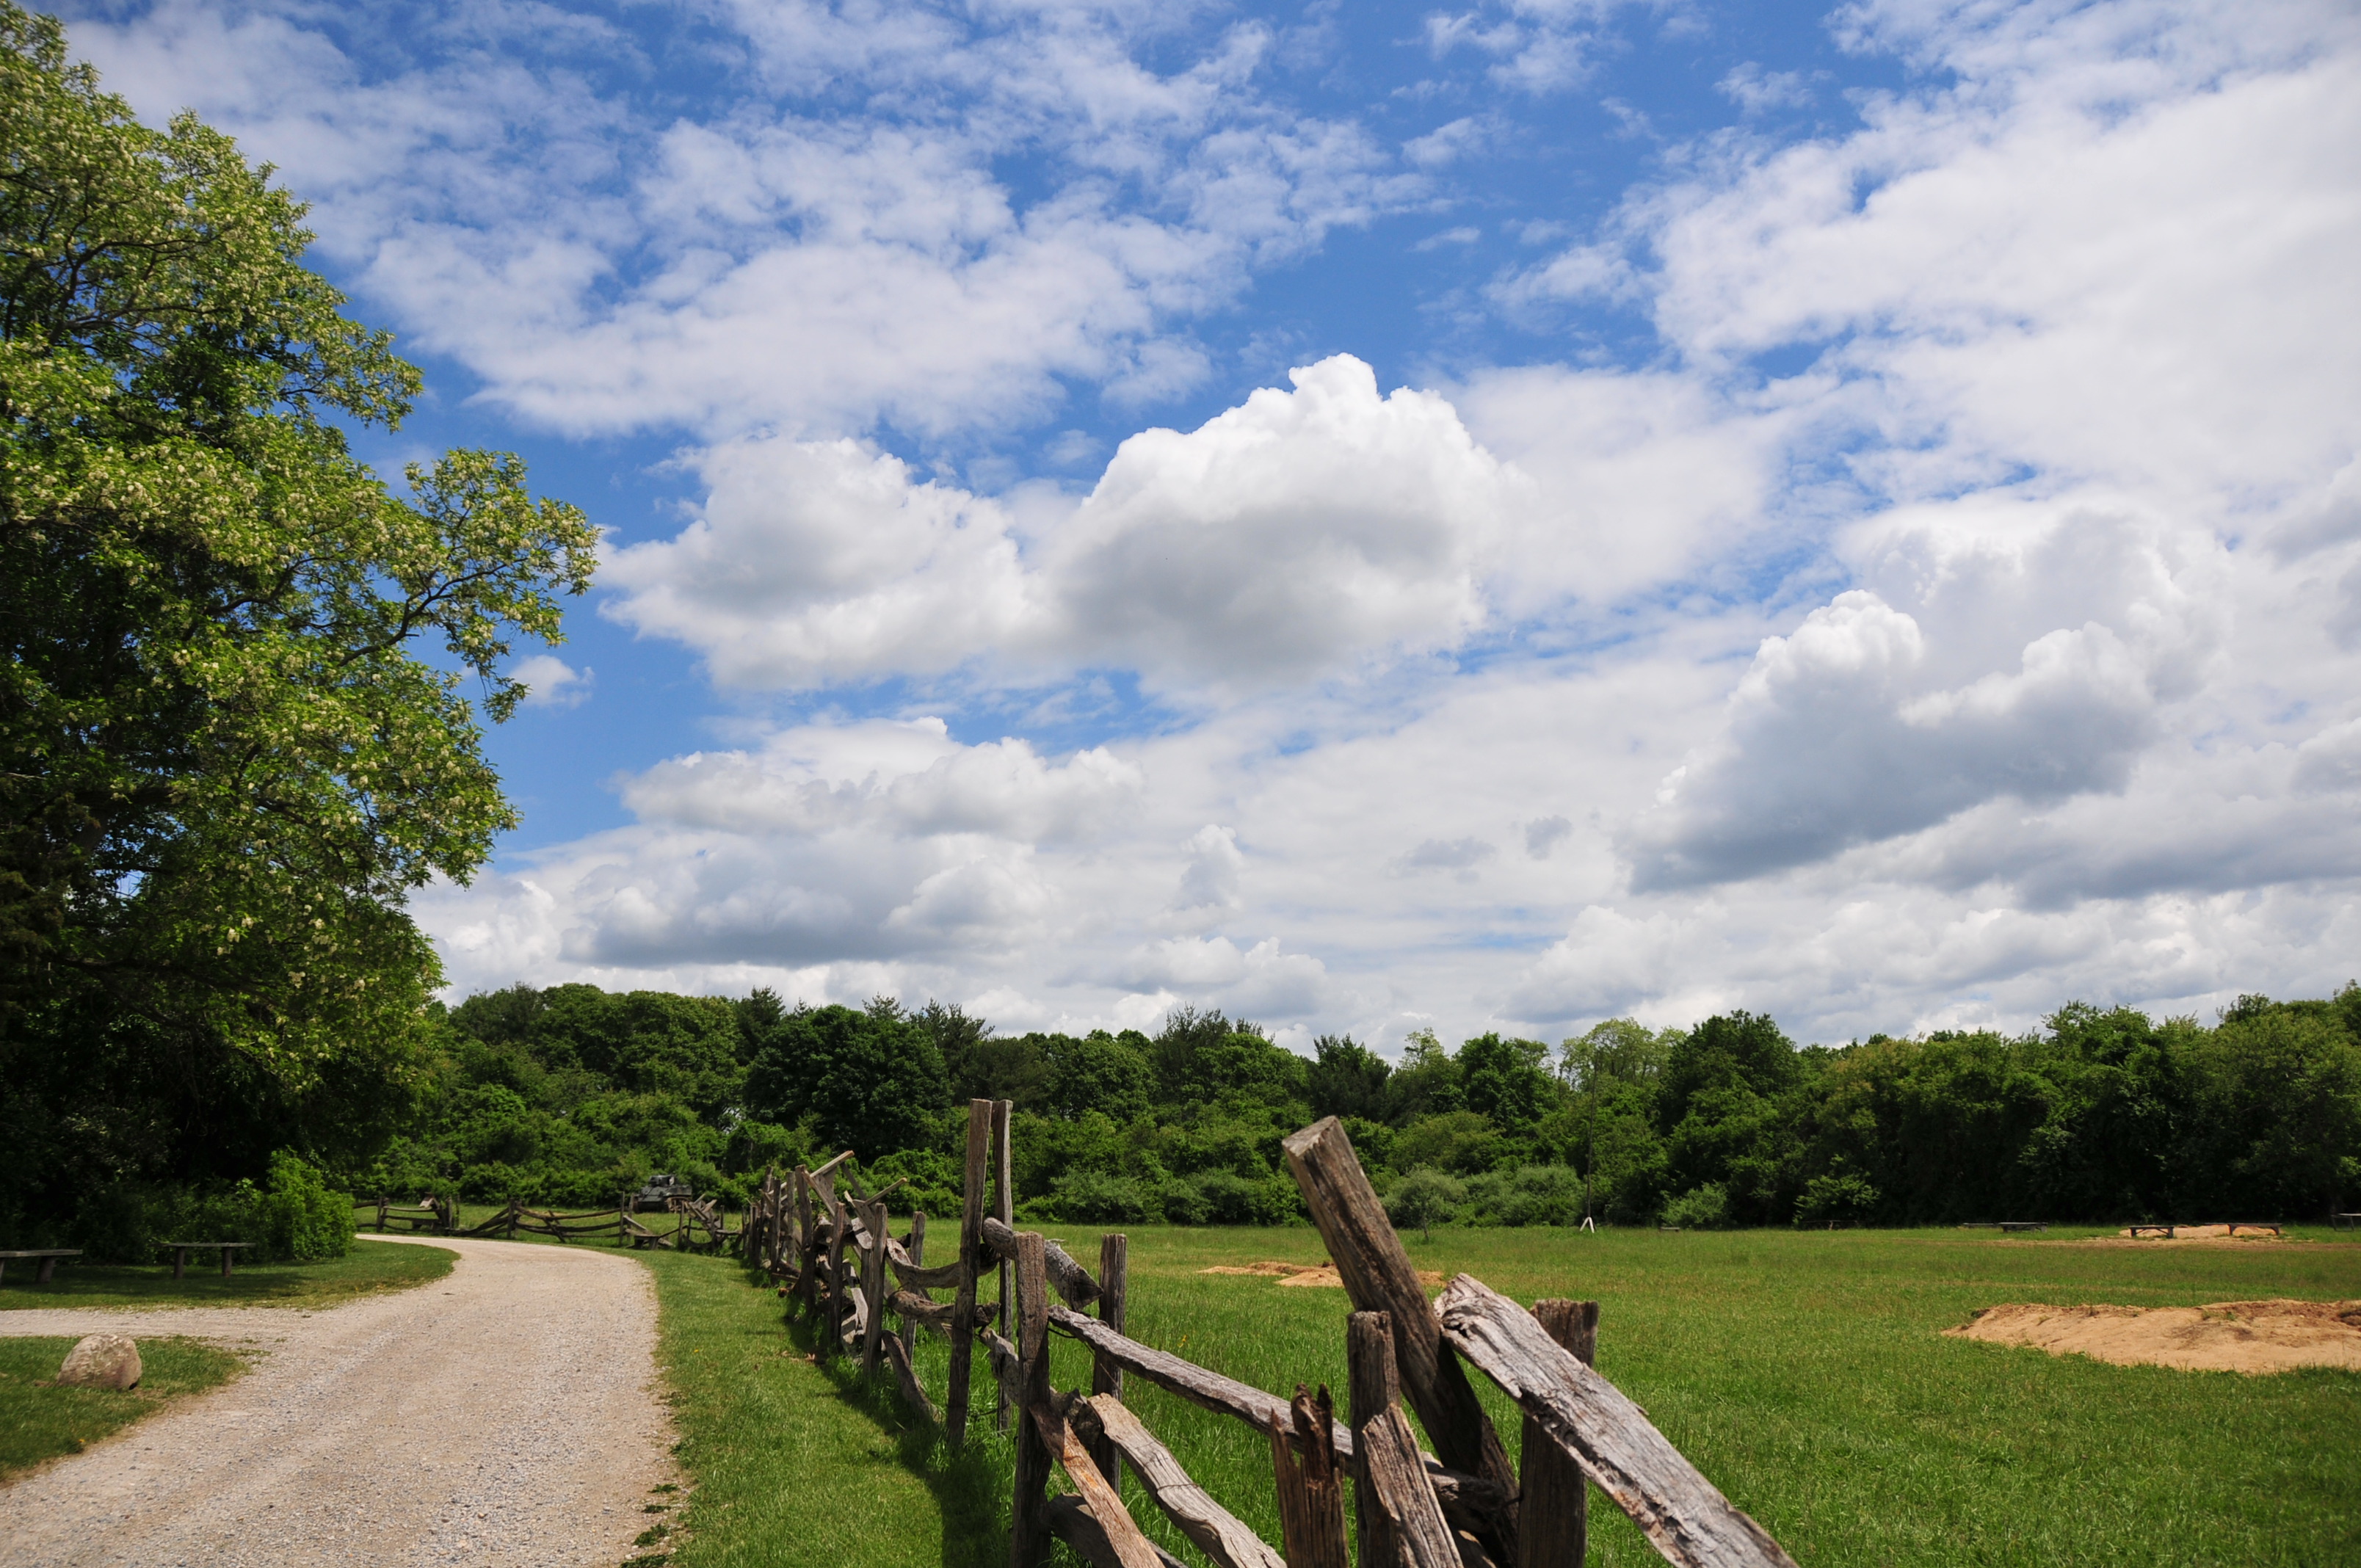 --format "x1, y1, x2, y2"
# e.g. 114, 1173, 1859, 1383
1948, 1299, 2361, 1373
1200, 1260, 1444, 1288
